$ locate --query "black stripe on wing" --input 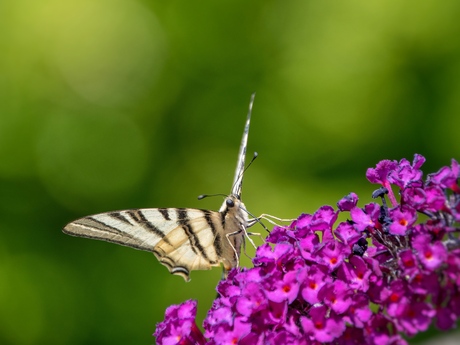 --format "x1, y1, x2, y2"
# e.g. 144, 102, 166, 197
126, 209, 172, 246
152, 248, 192, 282
63, 217, 150, 251
158, 208, 171, 221
176, 208, 217, 265
203, 209, 223, 258
109, 212, 133, 226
